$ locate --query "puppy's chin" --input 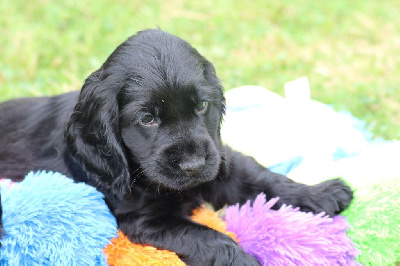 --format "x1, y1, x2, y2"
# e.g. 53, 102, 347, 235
146, 170, 216, 191
143, 160, 220, 191
163, 175, 216, 191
